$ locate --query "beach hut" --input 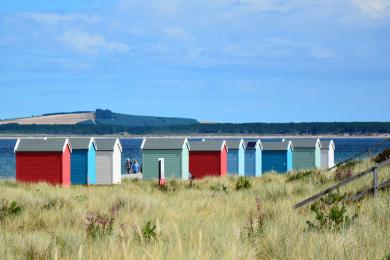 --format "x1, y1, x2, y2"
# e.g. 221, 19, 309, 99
69, 138, 97, 185
291, 139, 321, 170
95, 138, 122, 185
244, 140, 263, 177
189, 140, 227, 179
320, 140, 335, 170
262, 141, 293, 174
226, 139, 245, 176
141, 138, 190, 180
14, 138, 72, 185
